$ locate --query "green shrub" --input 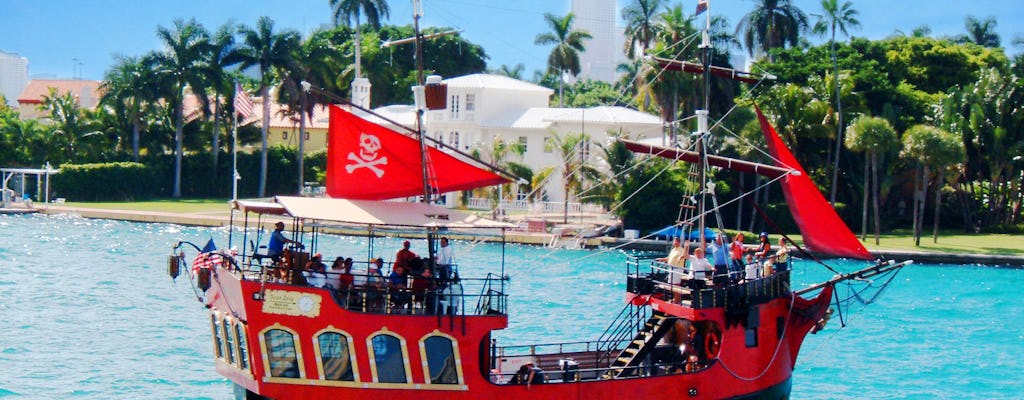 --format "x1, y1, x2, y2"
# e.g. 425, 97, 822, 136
52, 162, 159, 201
